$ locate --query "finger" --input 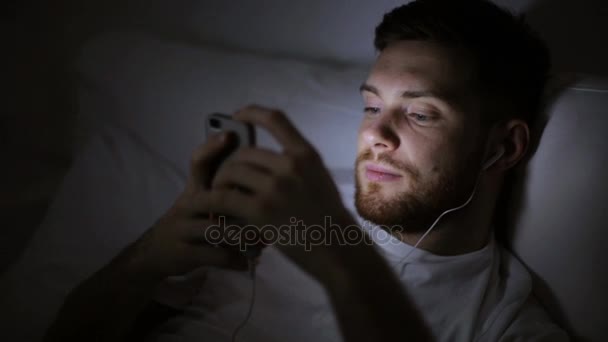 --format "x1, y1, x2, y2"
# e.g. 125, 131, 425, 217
229, 146, 288, 174
177, 218, 214, 243
188, 131, 238, 189
180, 185, 253, 220
196, 187, 258, 222
180, 217, 244, 246
233, 105, 313, 153
212, 159, 274, 194
186, 245, 248, 271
